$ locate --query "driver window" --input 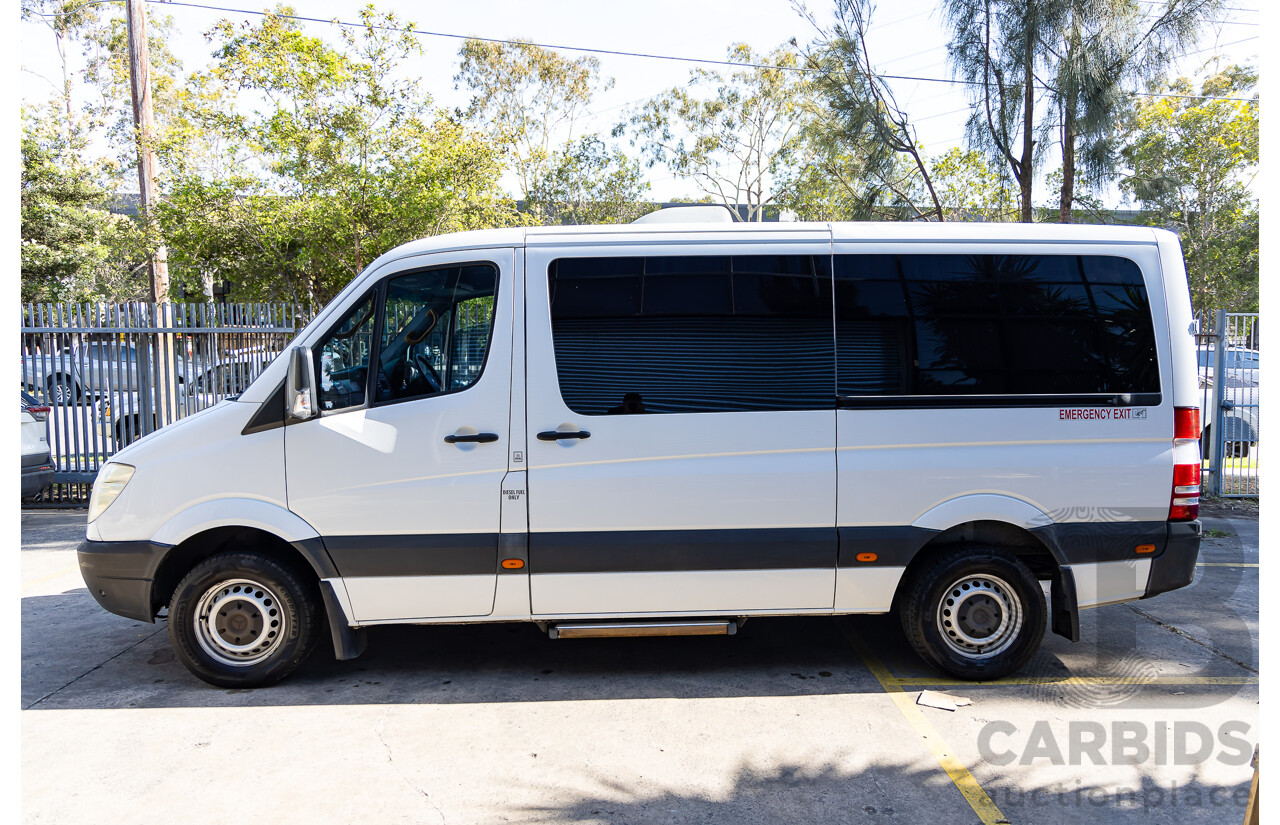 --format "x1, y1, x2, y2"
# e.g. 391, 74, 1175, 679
316, 294, 376, 412
376, 263, 497, 404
